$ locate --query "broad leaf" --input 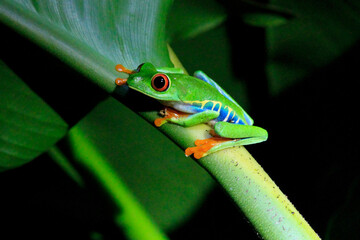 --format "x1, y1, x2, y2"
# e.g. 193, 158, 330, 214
240, 0, 293, 27
167, 0, 226, 41
267, 0, 360, 95
76, 98, 214, 230
0, 60, 67, 171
